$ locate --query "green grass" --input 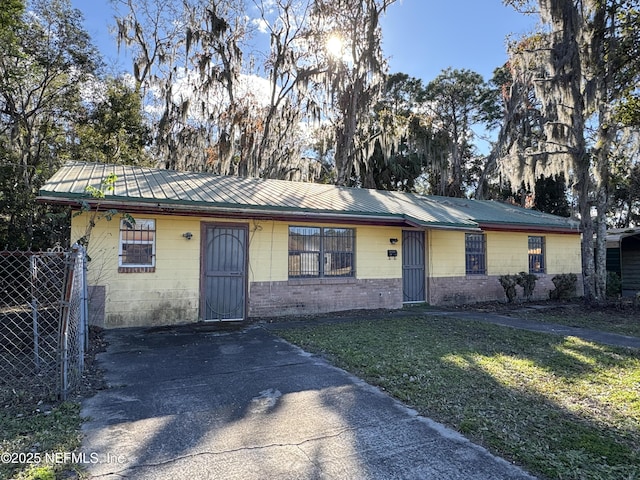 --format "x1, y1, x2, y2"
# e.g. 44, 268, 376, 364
275, 316, 640, 480
0, 394, 84, 480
